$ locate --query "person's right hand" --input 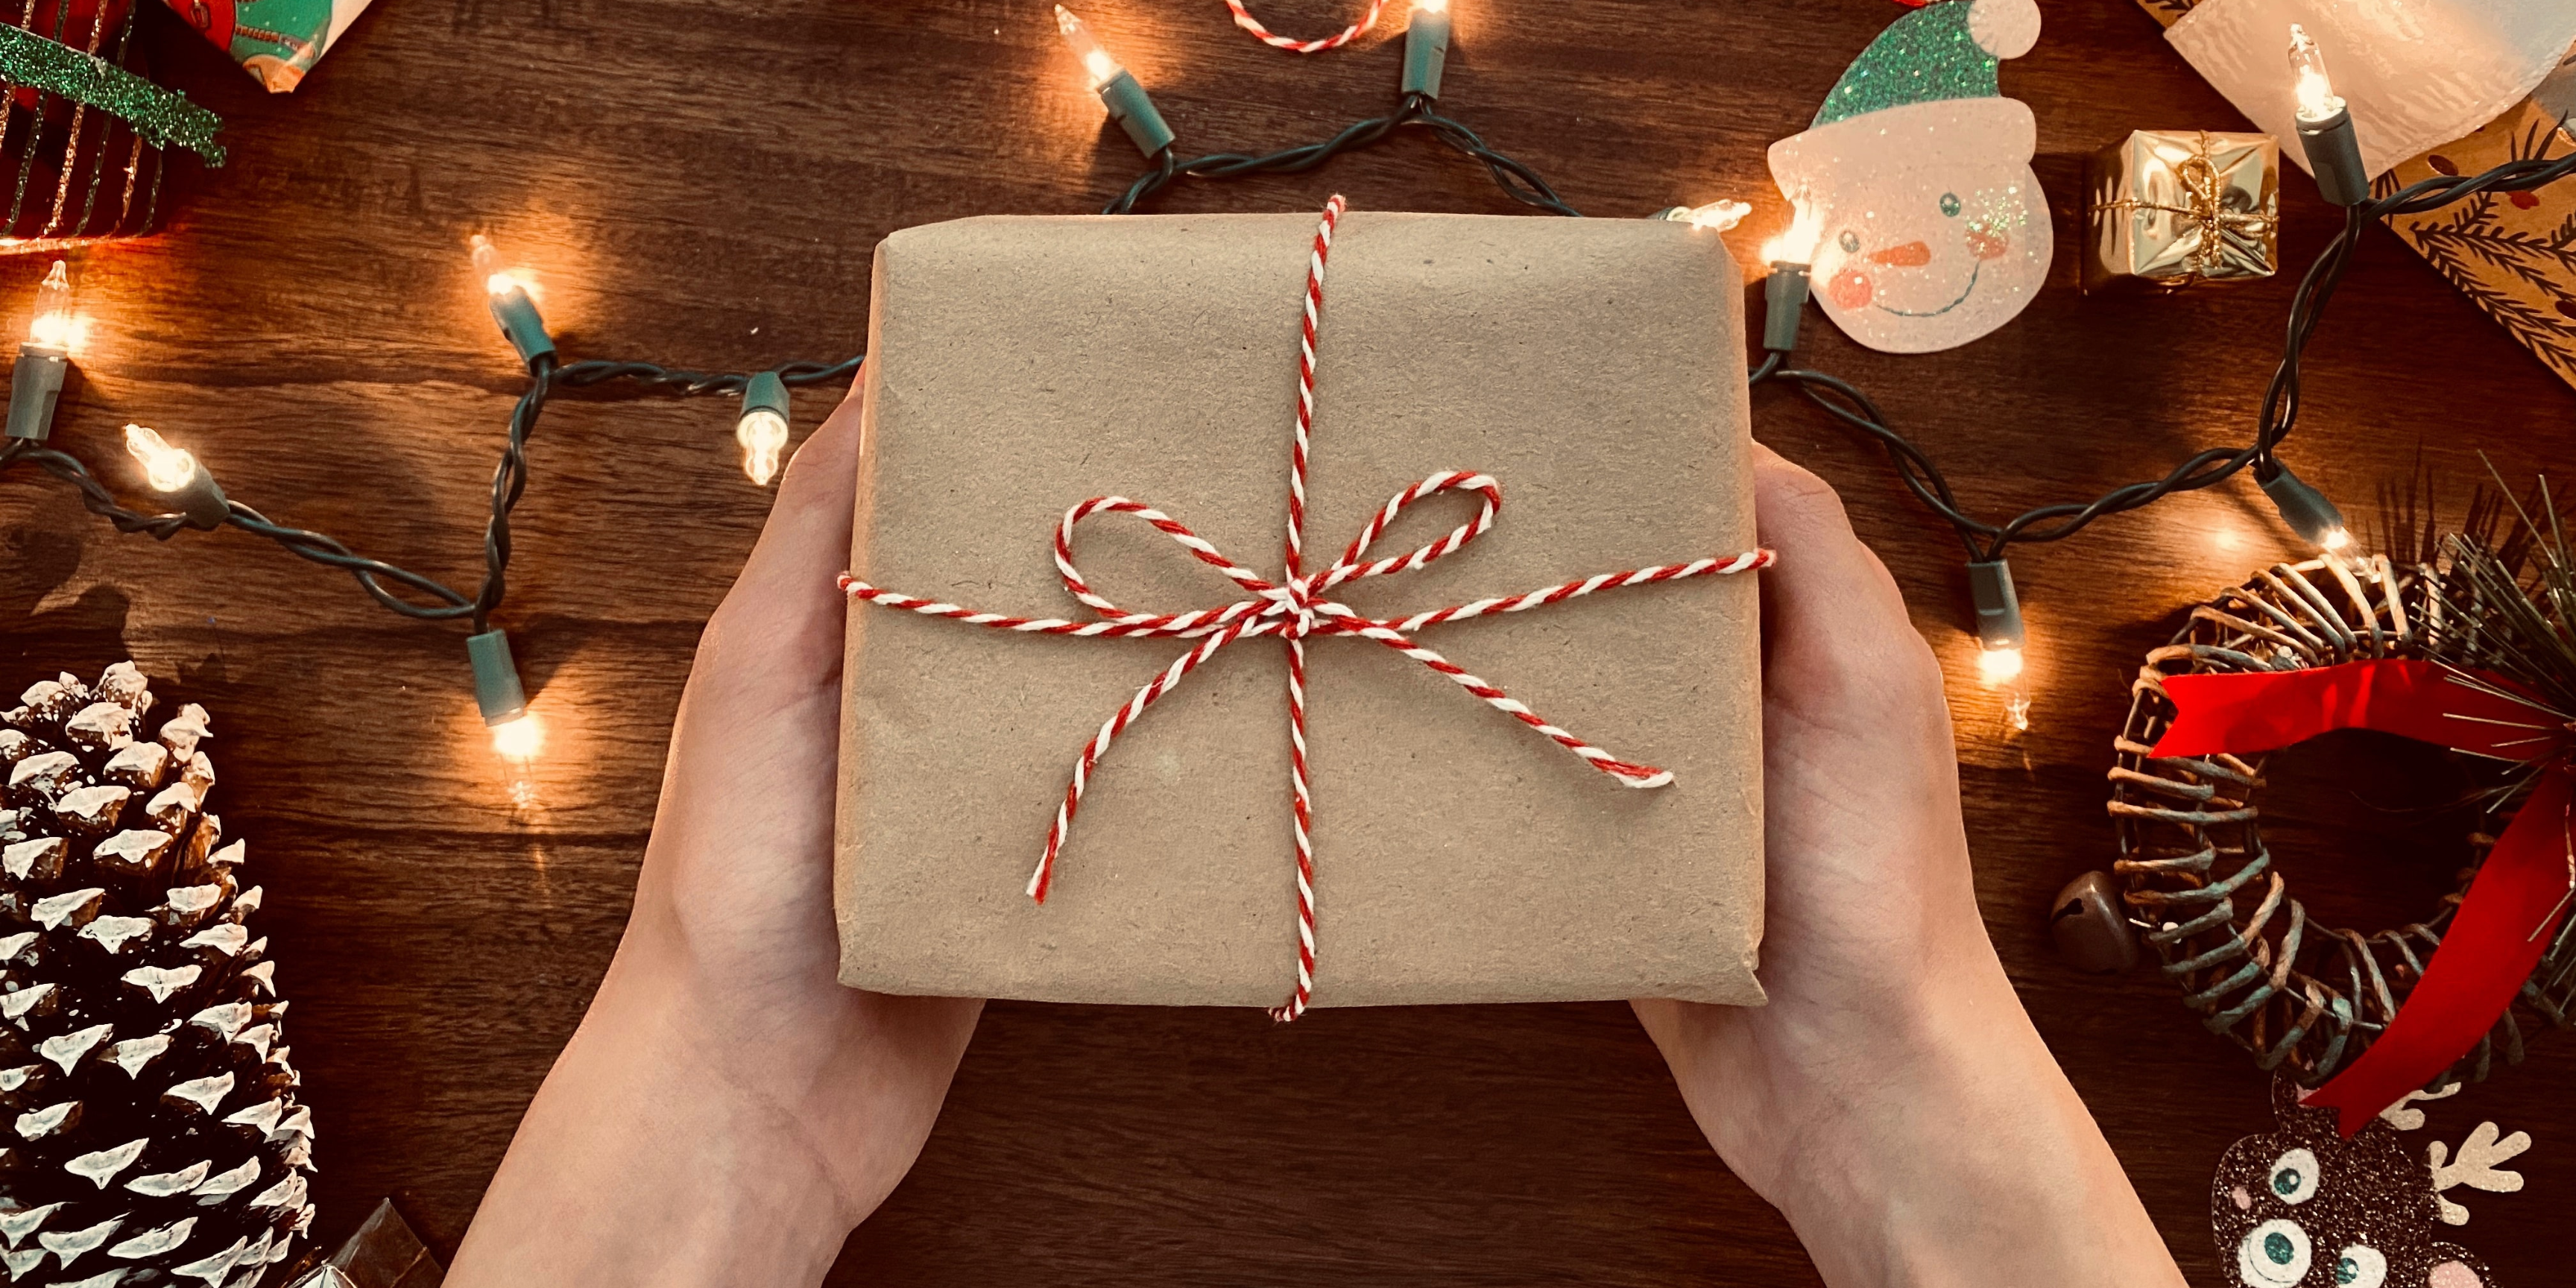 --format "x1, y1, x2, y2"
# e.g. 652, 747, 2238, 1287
1632, 443, 2185, 1287
449, 381, 981, 1288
